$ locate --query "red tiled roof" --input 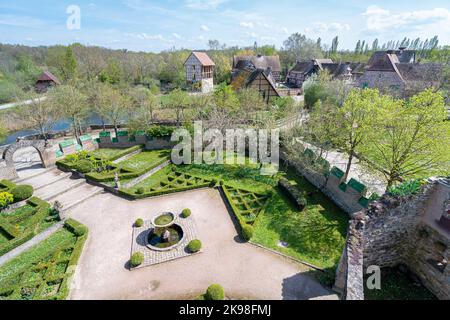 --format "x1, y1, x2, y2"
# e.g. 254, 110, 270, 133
191, 52, 215, 66
37, 71, 61, 85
